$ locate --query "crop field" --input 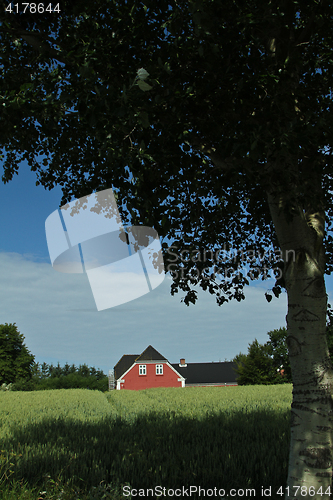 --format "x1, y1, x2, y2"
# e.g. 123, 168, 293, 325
0, 385, 292, 499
